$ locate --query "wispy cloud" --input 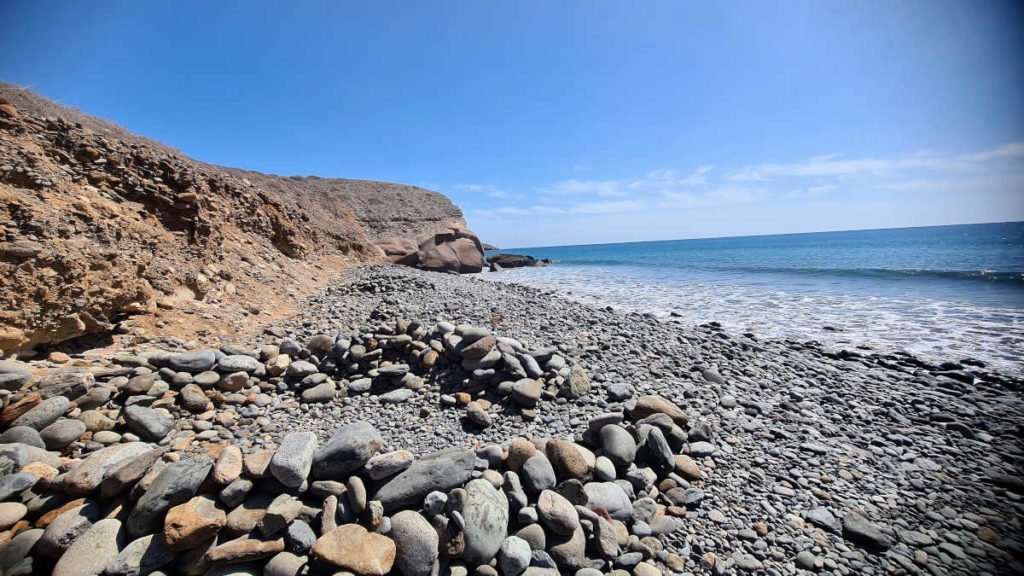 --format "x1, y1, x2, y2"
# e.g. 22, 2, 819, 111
471, 142, 1024, 222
